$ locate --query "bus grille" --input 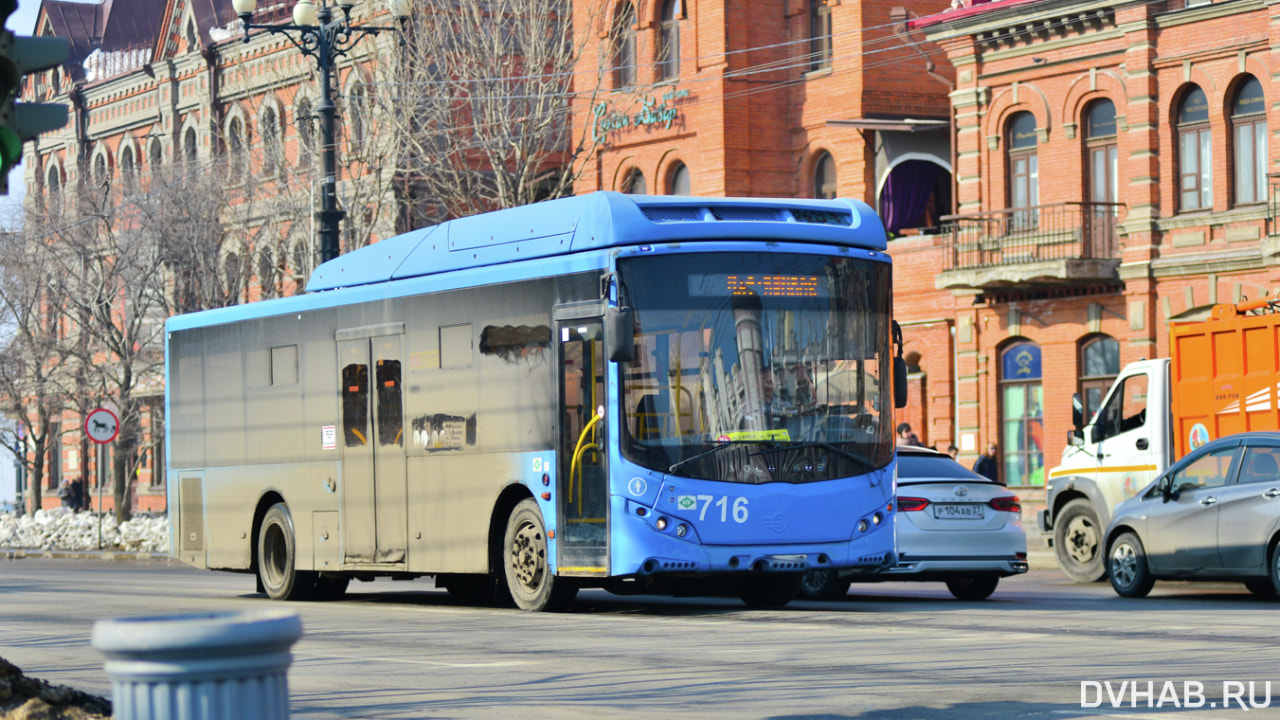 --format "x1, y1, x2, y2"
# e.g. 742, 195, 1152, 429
179, 476, 204, 552
642, 207, 703, 223
791, 209, 853, 226
710, 207, 784, 222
